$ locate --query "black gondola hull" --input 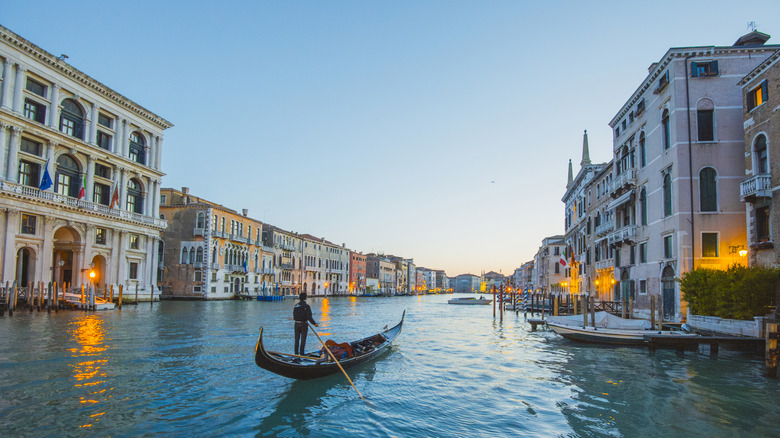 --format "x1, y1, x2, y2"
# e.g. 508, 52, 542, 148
254, 311, 404, 380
